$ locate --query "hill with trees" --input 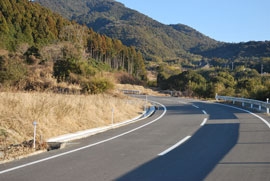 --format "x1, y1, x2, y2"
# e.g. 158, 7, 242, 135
36, 0, 270, 69
192, 41, 270, 59
35, 0, 220, 62
0, 0, 147, 92
1, 0, 270, 100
